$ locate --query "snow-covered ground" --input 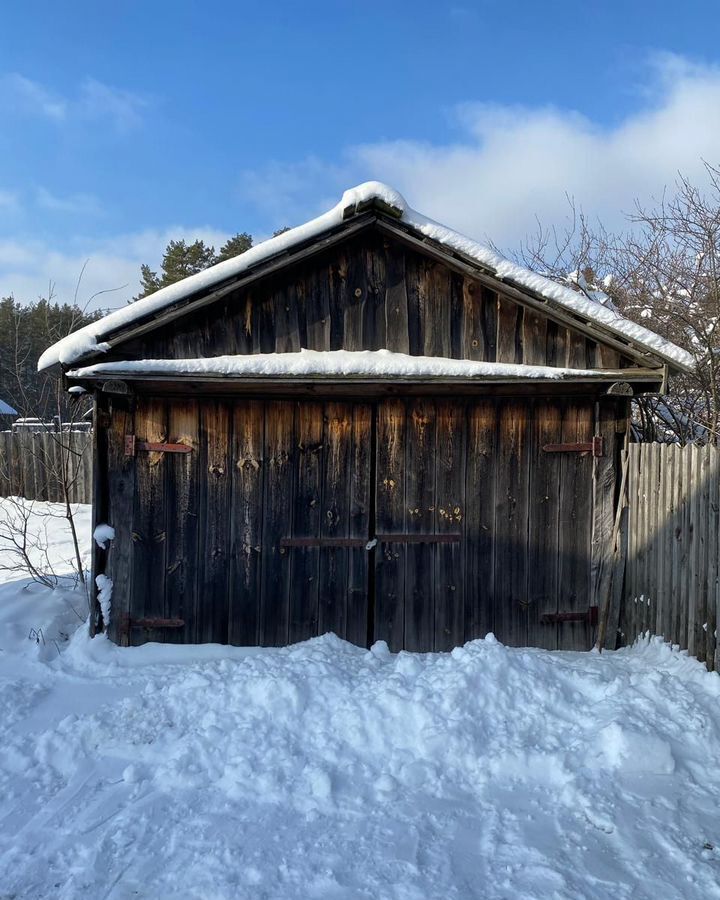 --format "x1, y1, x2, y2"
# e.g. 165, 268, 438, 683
2, 499, 720, 899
